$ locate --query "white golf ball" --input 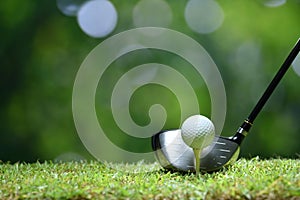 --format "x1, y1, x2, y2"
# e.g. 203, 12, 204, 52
181, 115, 215, 149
